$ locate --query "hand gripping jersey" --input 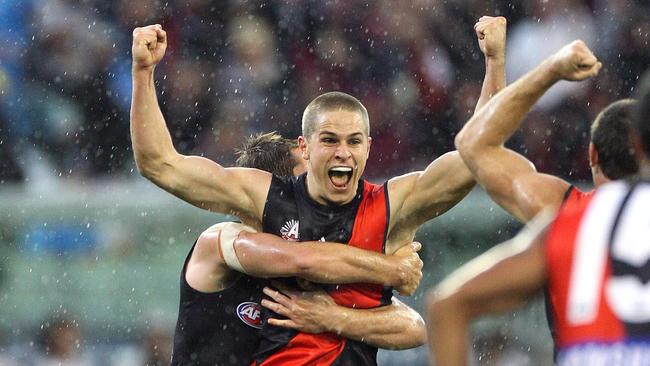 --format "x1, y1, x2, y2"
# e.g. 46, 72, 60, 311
172, 240, 265, 366
544, 180, 650, 365
253, 174, 392, 366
